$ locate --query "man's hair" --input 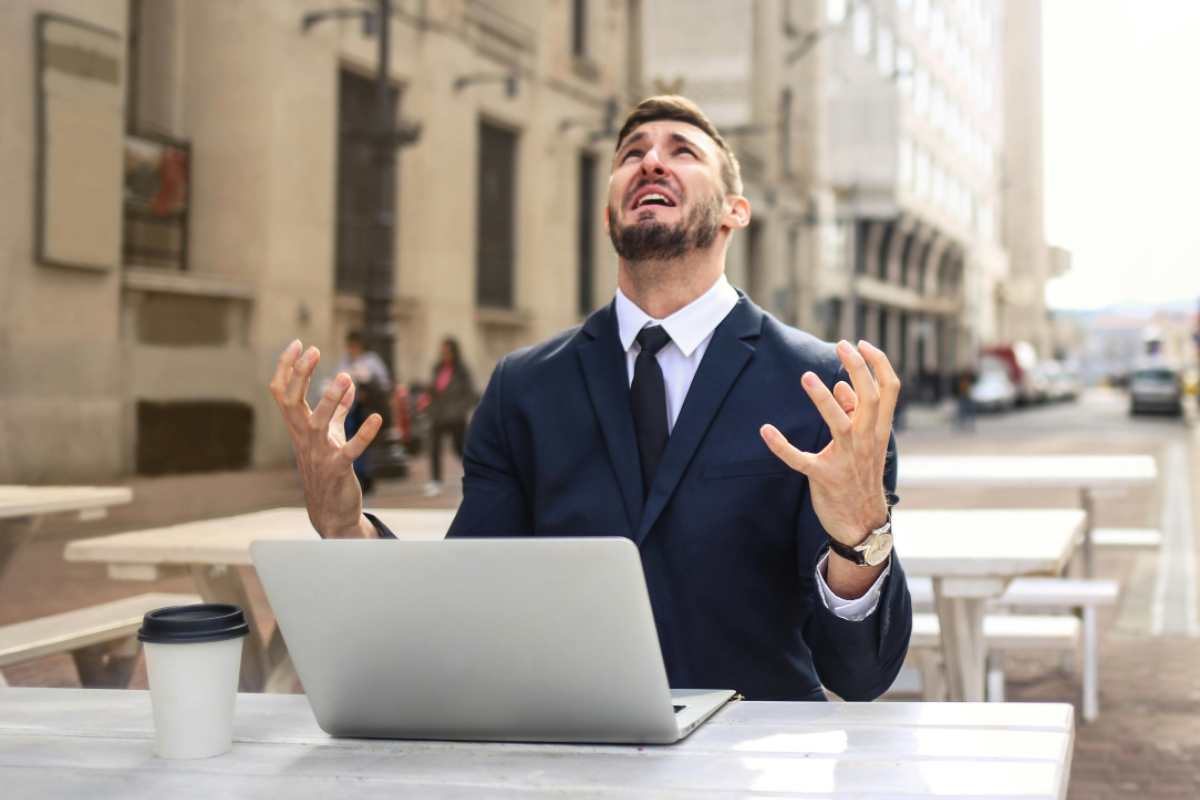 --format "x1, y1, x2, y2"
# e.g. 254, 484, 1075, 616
614, 95, 743, 197
345, 330, 364, 346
